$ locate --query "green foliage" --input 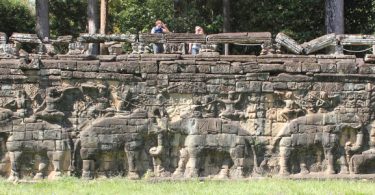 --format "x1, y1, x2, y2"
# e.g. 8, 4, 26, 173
1, 0, 375, 43
0, 0, 35, 37
109, 0, 180, 34
231, 0, 325, 42
345, 0, 375, 34
108, 0, 223, 34
49, 0, 88, 37
167, 0, 223, 33
110, 0, 375, 42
